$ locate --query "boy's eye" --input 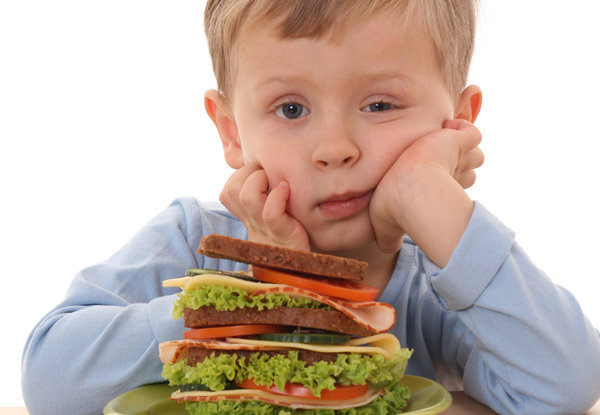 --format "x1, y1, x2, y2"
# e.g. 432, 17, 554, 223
276, 102, 310, 120
362, 102, 393, 112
